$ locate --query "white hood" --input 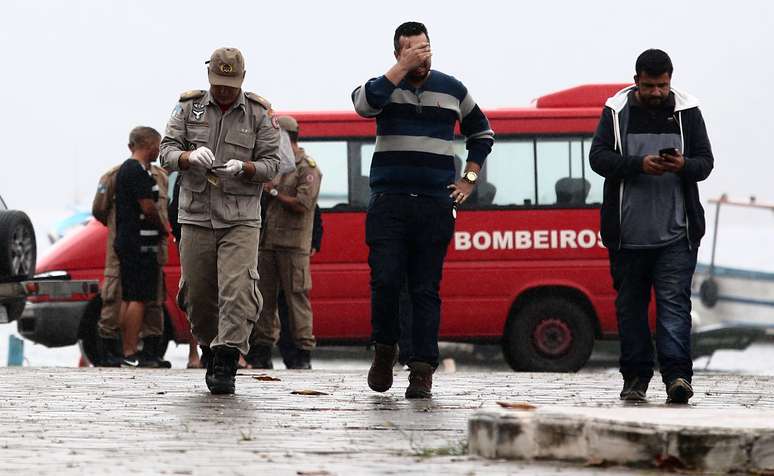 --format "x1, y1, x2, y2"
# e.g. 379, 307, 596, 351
604, 85, 700, 113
